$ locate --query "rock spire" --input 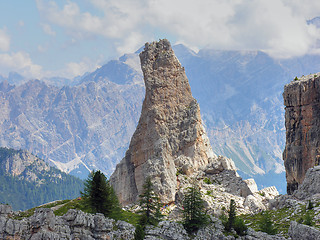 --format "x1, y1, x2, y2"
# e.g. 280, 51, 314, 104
110, 39, 218, 205
283, 73, 320, 194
